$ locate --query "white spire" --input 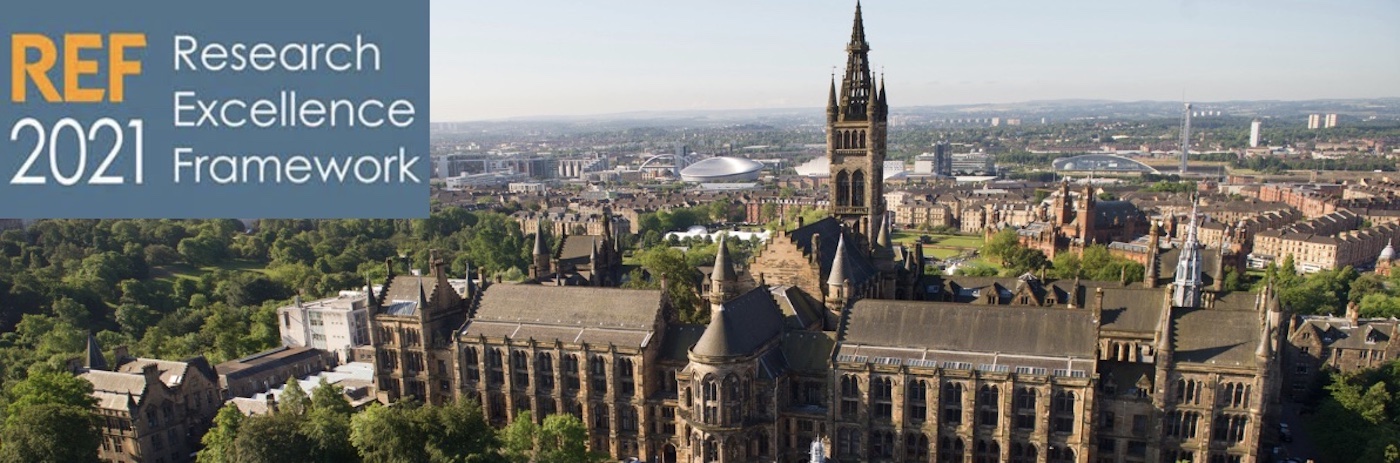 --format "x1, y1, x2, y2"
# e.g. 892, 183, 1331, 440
1173, 198, 1203, 308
